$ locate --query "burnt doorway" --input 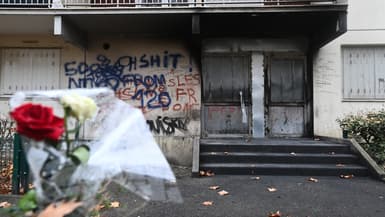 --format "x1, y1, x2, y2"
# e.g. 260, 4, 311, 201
266, 55, 307, 137
202, 53, 251, 137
